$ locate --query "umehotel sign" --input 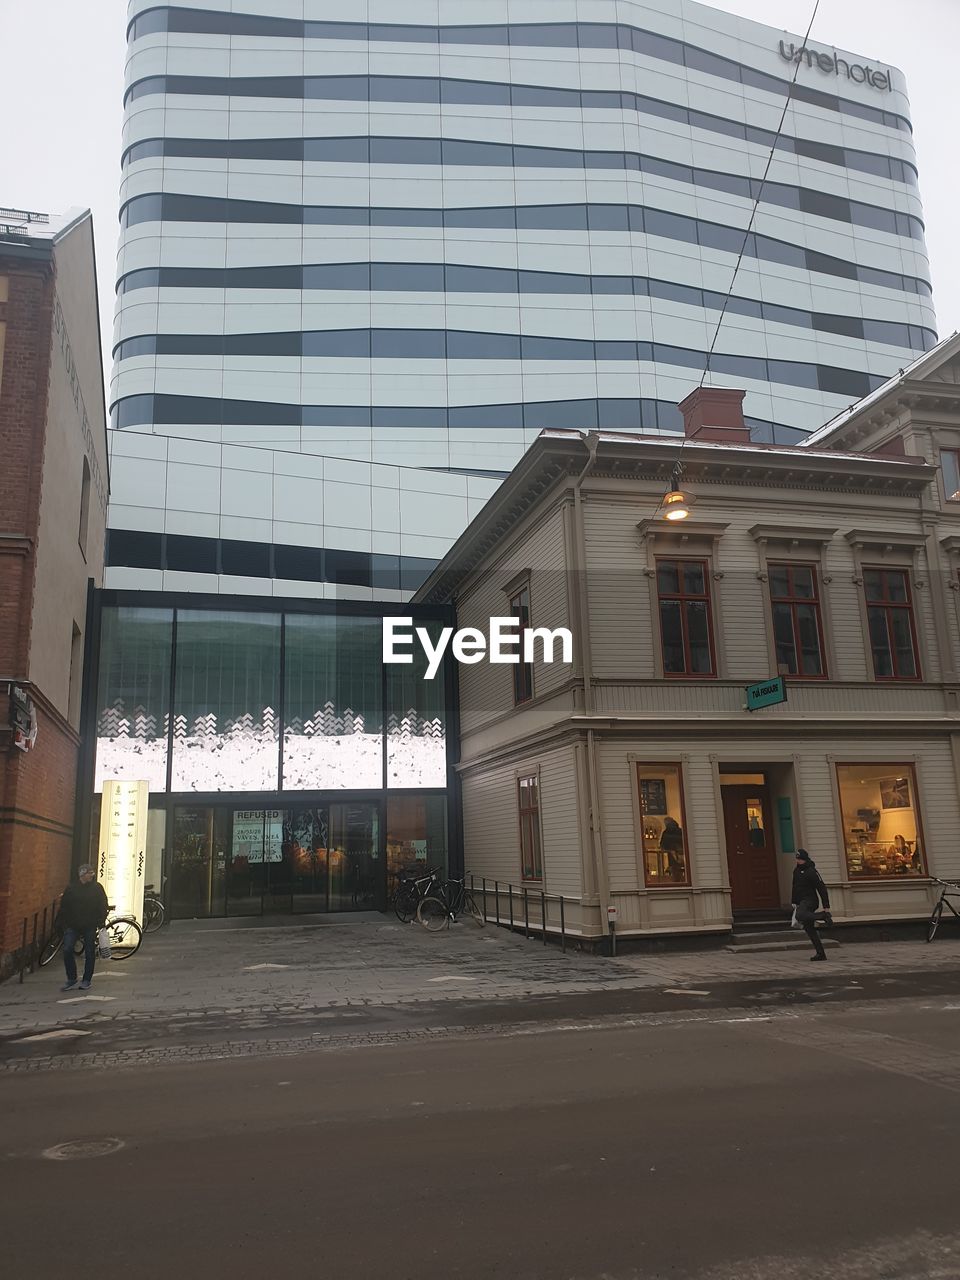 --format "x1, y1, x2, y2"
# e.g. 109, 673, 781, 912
778, 41, 892, 92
